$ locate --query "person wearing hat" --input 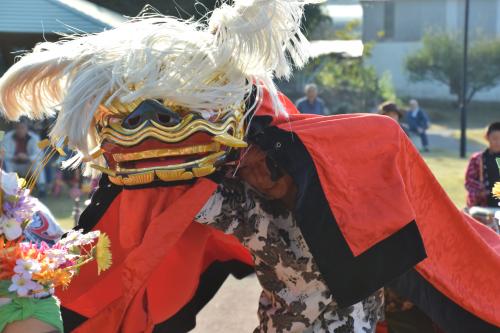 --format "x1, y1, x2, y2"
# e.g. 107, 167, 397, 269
378, 101, 408, 134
